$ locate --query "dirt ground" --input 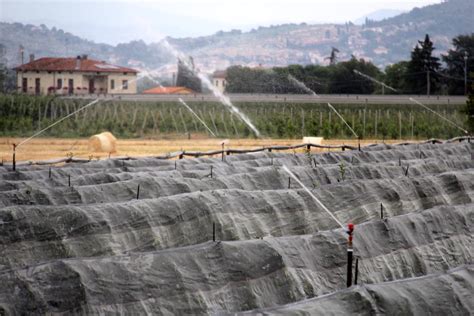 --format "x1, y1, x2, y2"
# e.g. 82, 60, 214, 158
0, 136, 406, 163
